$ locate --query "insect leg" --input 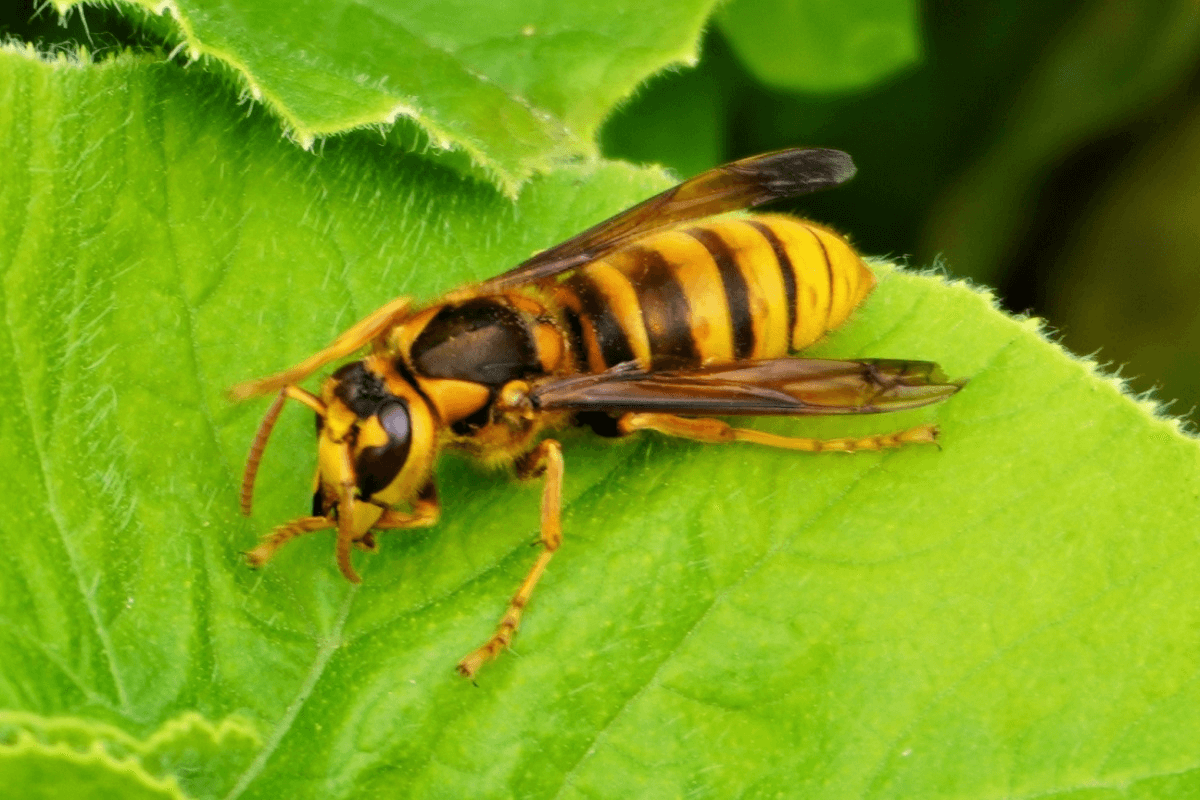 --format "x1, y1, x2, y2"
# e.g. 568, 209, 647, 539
357, 482, 442, 553
618, 413, 941, 452
244, 516, 336, 569
228, 296, 412, 401
457, 439, 564, 680
245, 483, 439, 577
